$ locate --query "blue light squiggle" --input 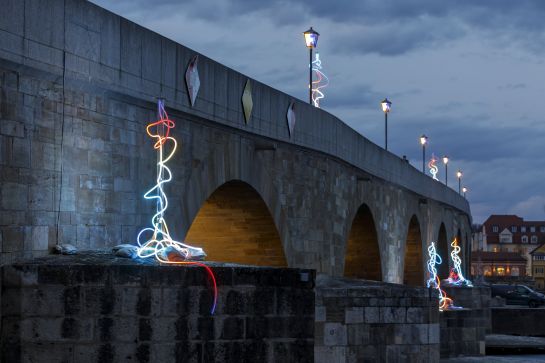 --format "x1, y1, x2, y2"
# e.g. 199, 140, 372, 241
311, 53, 329, 108
427, 242, 454, 310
